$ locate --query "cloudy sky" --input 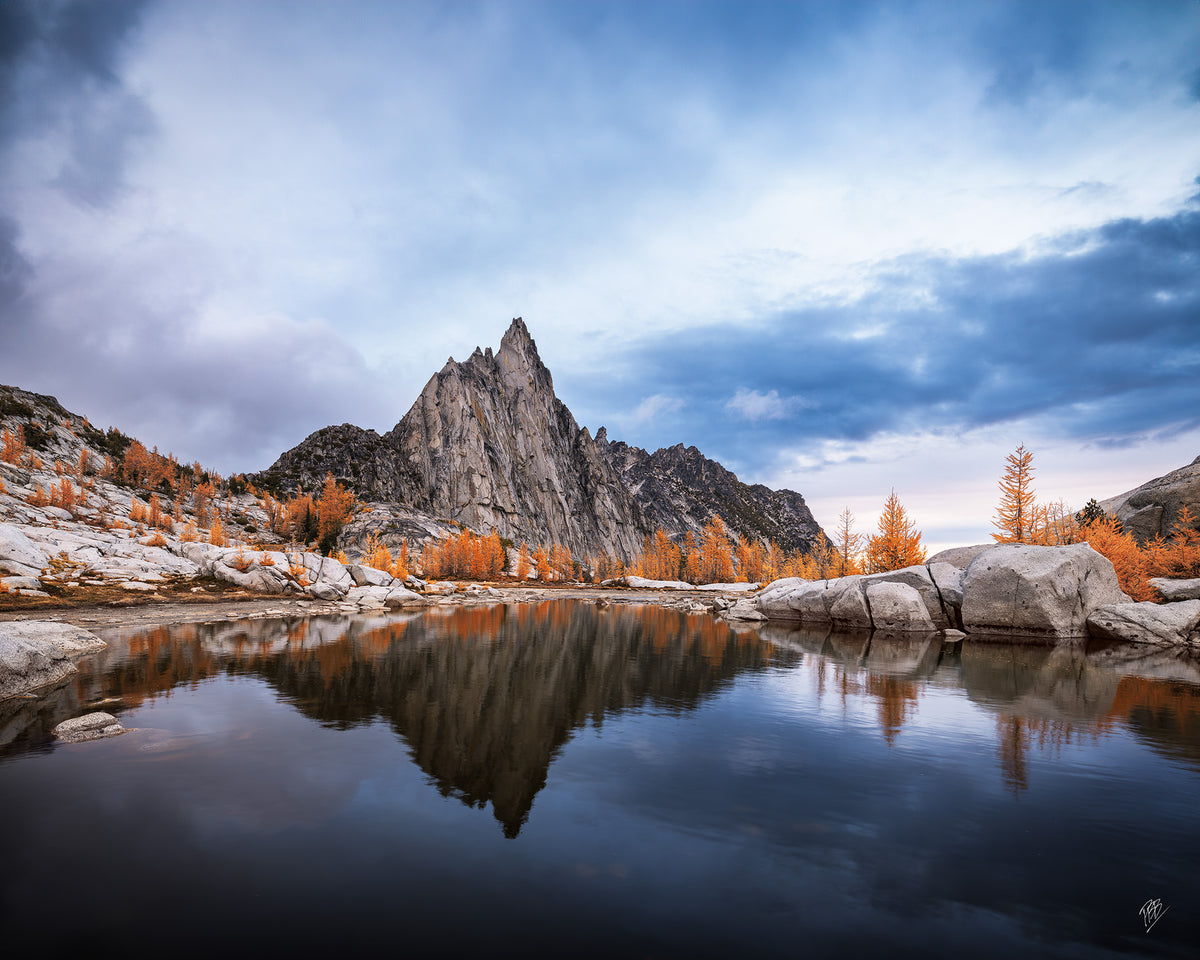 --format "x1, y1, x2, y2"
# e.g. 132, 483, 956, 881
1, 0, 1197, 552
